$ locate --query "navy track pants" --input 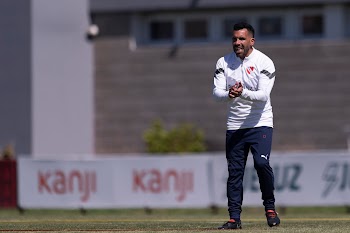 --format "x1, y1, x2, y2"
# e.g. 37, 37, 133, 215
226, 126, 275, 220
